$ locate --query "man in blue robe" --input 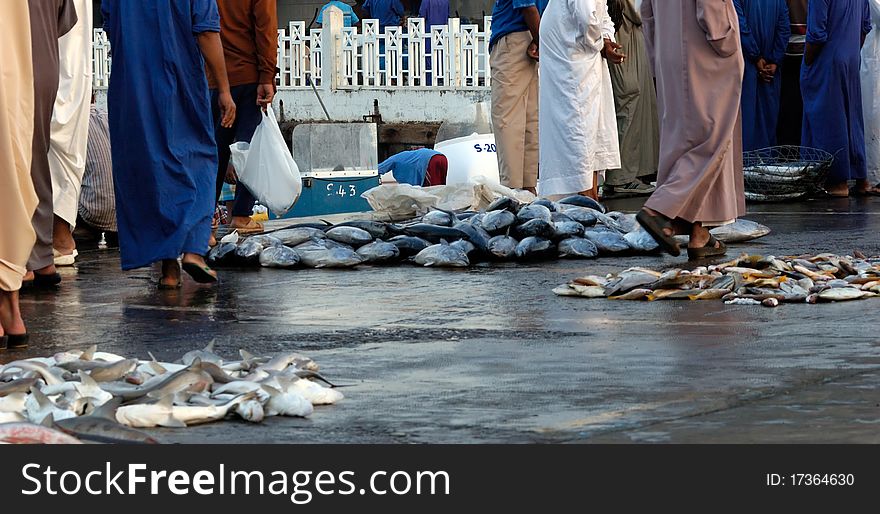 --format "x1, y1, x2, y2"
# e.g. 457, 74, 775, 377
363, 0, 405, 29
734, 0, 790, 151
801, 0, 872, 196
102, 0, 236, 287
